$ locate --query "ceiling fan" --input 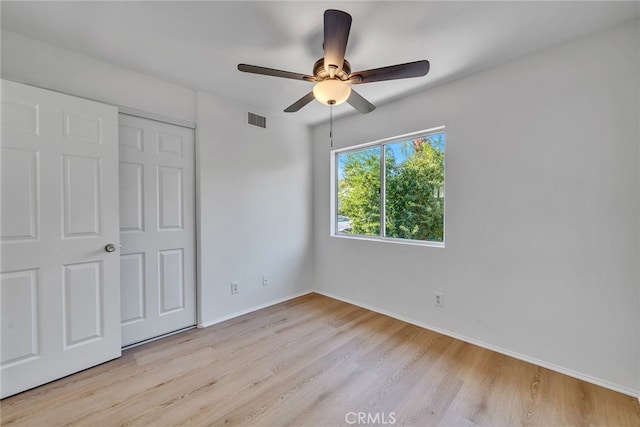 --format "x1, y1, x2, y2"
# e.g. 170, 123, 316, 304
238, 9, 430, 114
